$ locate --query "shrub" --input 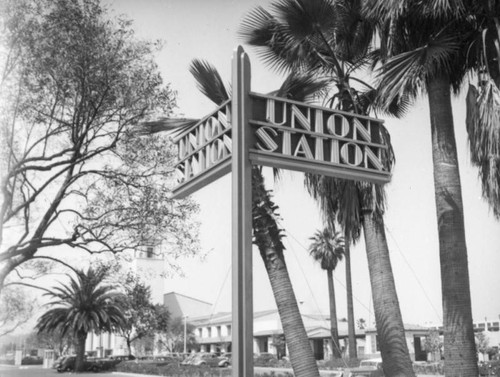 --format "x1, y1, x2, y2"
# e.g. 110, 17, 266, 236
116, 360, 233, 377
317, 358, 361, 370
21, 356, 43, 365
